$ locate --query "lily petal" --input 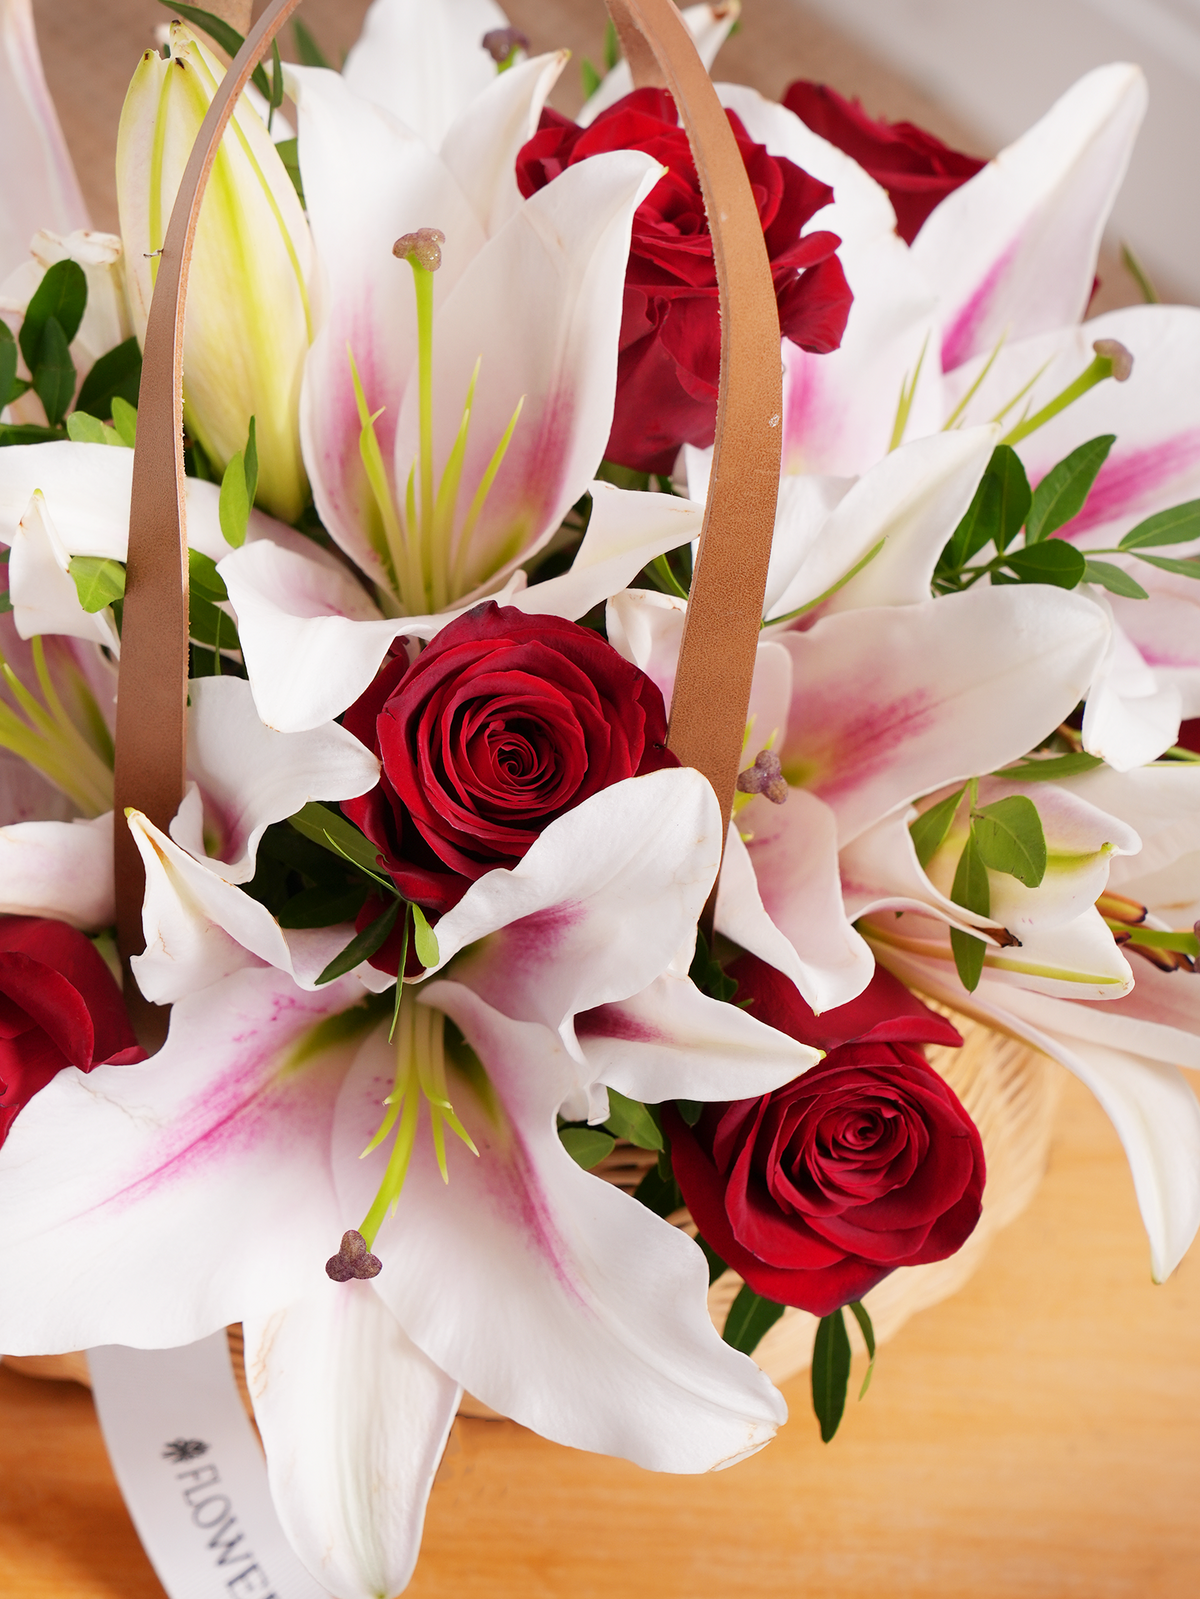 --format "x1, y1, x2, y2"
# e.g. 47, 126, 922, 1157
245, 1284, 460, 1599
337, 982, 787, 1469
913, 64, 1147, 371
0, 812, 113, 926
8, 490, 119, 652
0, 966, 368, 1353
